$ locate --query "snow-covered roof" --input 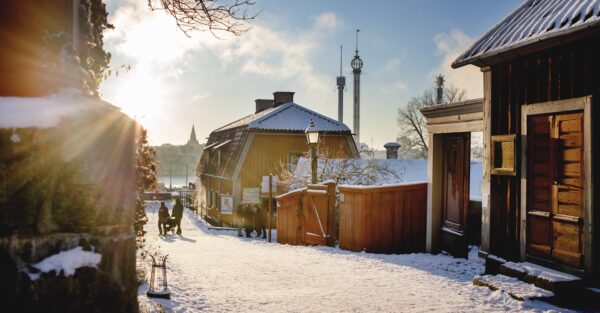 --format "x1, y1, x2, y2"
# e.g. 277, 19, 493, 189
0, 88, 118, 129
214, 102, 350, 133
453, 0, 600, 68
249, 102, 350, 133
